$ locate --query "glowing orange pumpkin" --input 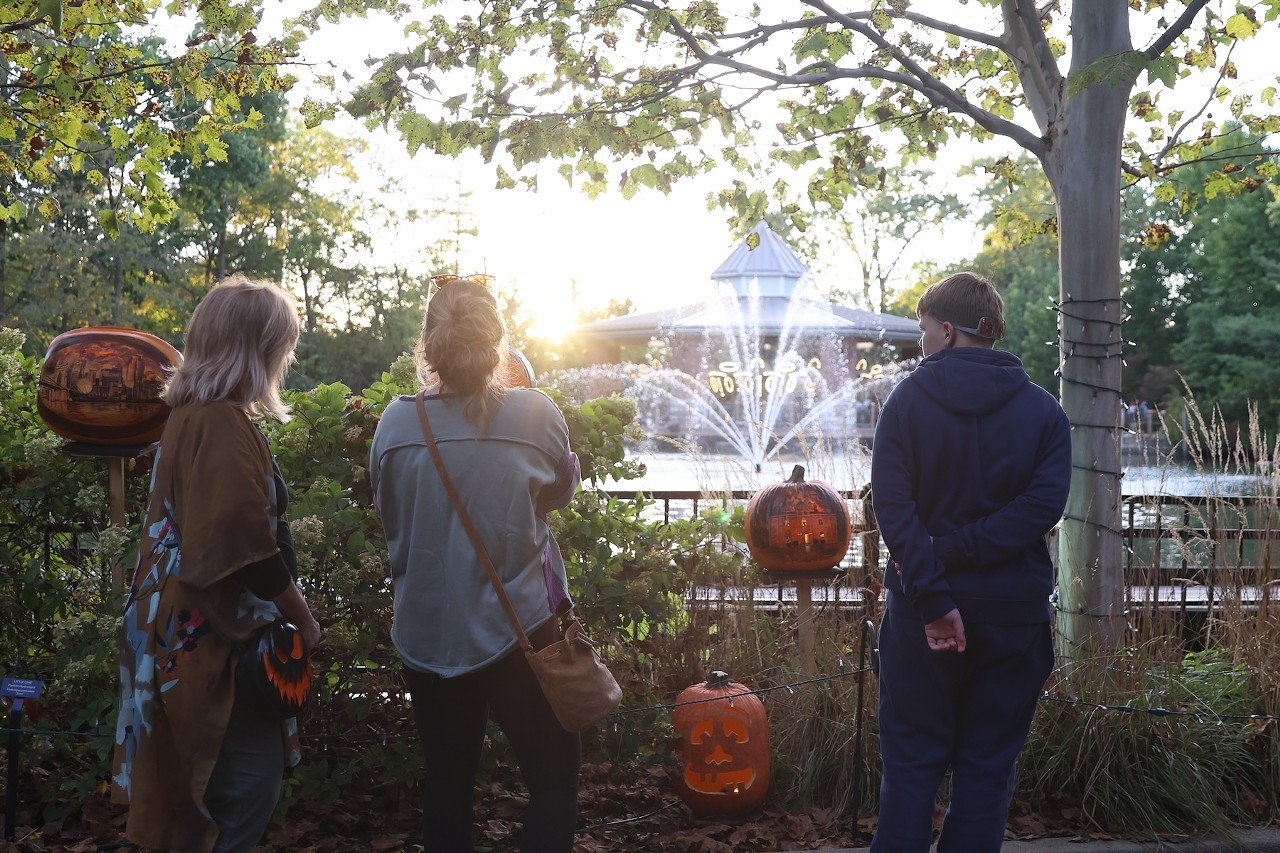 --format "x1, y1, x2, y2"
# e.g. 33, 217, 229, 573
672, 671, 770, 816
37, 326, 182, 446
745, 465, 852, 572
